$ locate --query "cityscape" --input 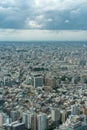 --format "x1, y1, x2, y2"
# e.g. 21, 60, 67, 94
0, 41, 87, 130
0, 0, 87, 129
